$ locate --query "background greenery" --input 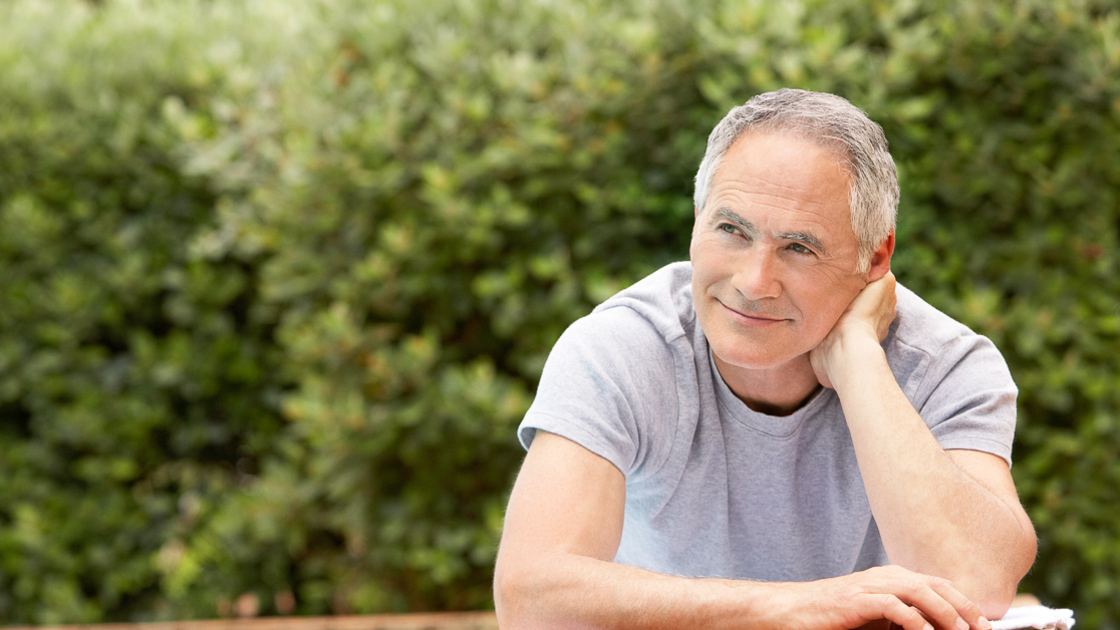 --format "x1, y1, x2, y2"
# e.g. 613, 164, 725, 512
1, 0, 1118, 626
